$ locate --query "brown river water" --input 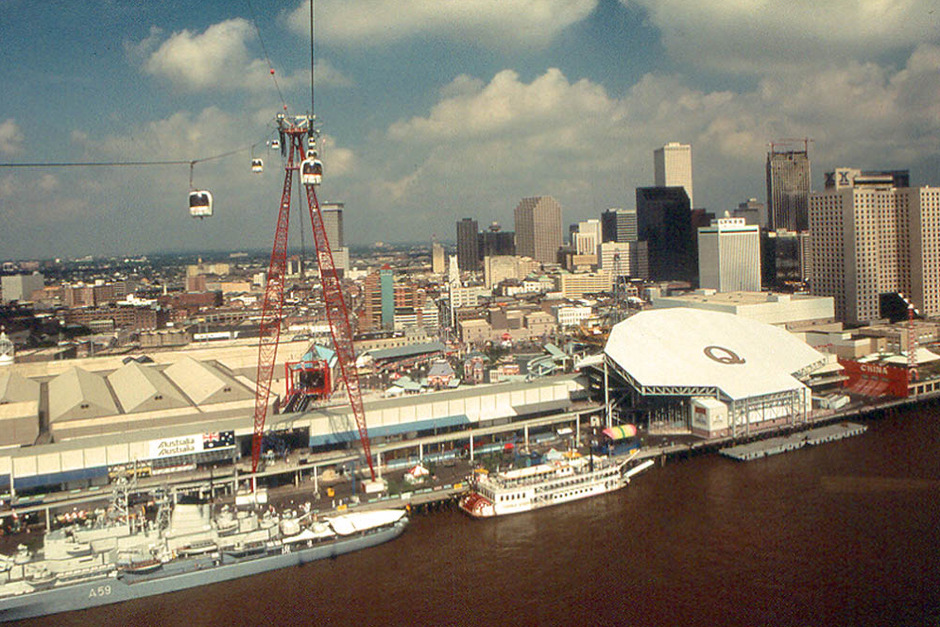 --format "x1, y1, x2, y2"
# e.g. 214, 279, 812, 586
20, 404, 940, 627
